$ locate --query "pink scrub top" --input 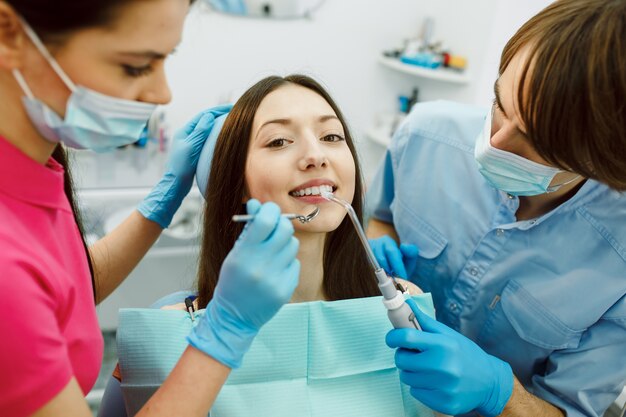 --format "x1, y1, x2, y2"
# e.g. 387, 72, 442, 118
0, 136, 103, 416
